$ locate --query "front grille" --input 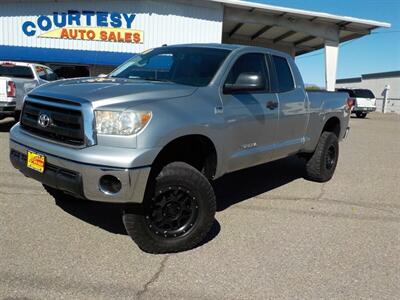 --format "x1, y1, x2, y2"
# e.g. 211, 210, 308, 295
20, 100, 85, 146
